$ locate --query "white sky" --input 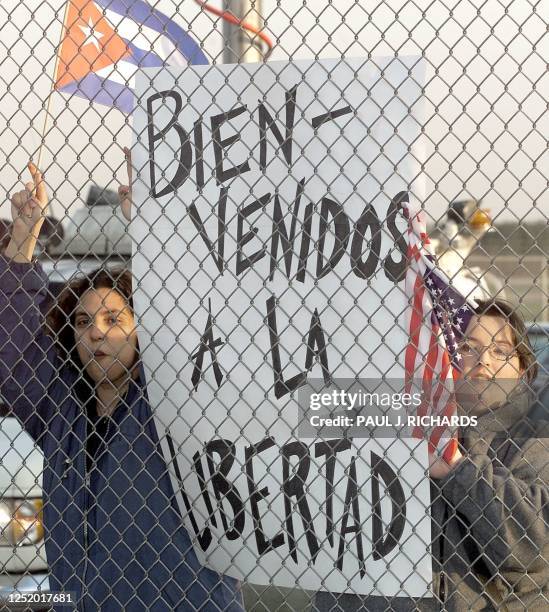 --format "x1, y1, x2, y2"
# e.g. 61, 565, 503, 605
0, 0, 547, 225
